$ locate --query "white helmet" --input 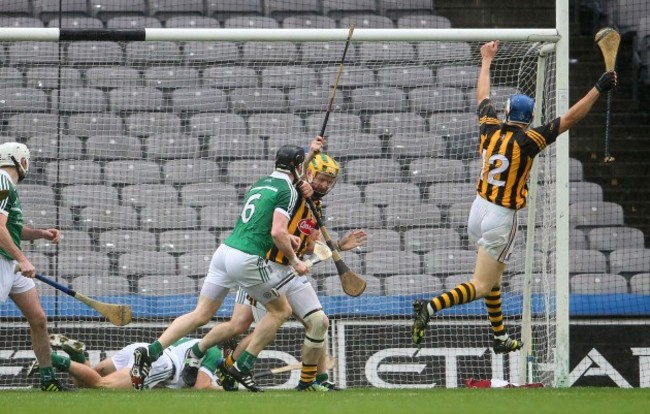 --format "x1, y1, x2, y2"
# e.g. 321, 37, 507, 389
0, 142, 30, 181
